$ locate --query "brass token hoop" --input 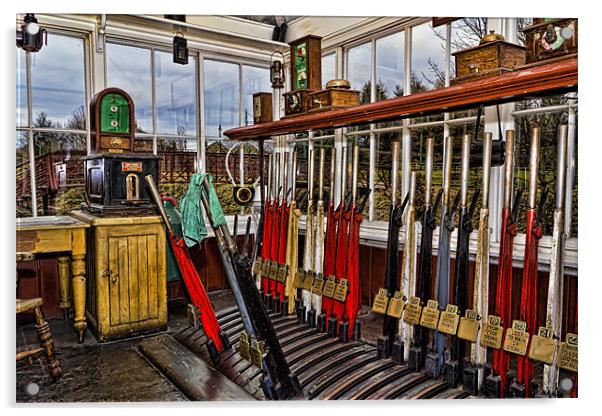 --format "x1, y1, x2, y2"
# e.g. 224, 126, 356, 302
225, 142, 262, 206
